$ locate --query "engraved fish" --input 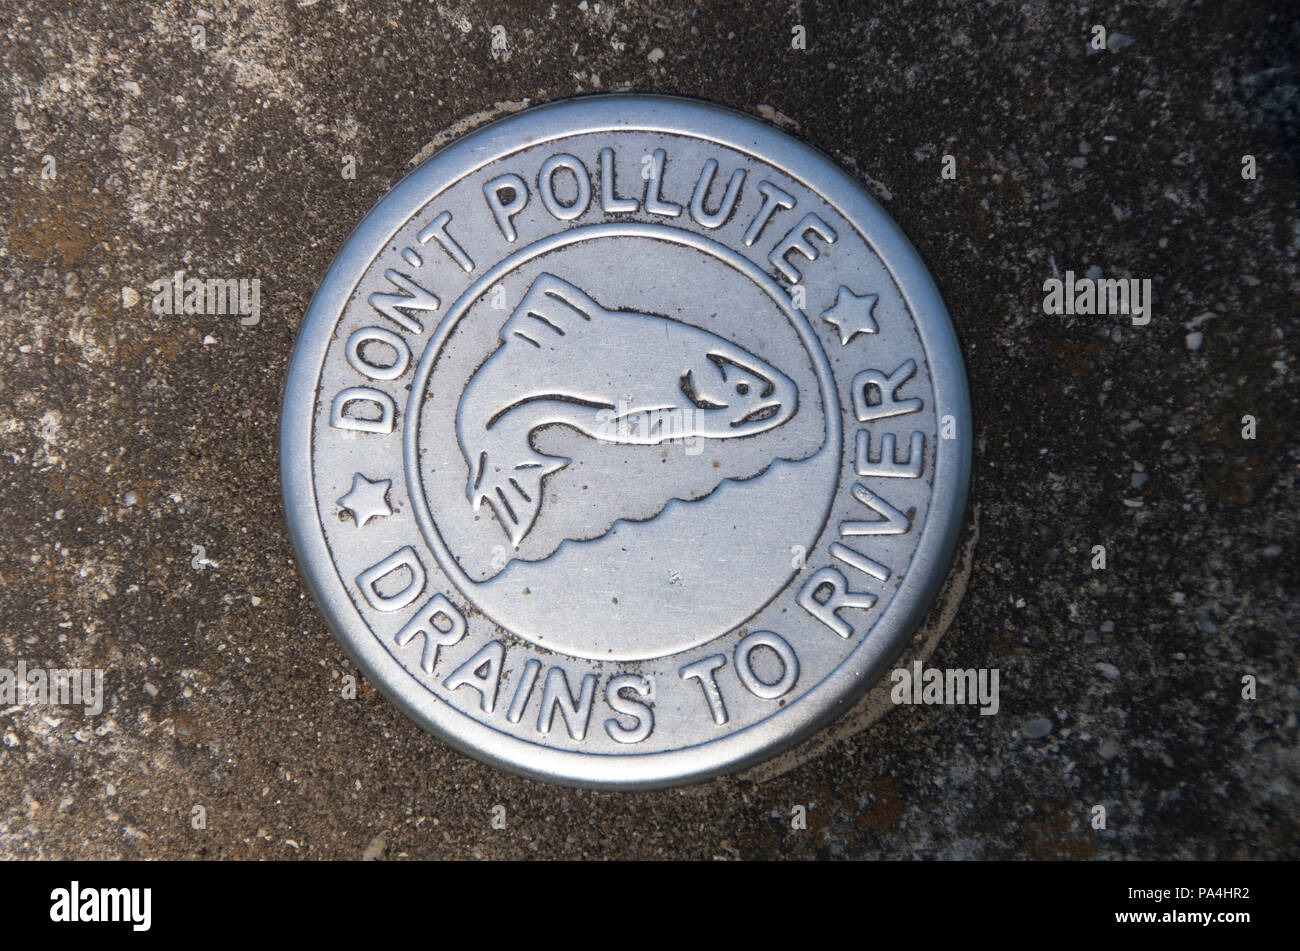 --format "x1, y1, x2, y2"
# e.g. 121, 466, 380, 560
456, 273, 799, 547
